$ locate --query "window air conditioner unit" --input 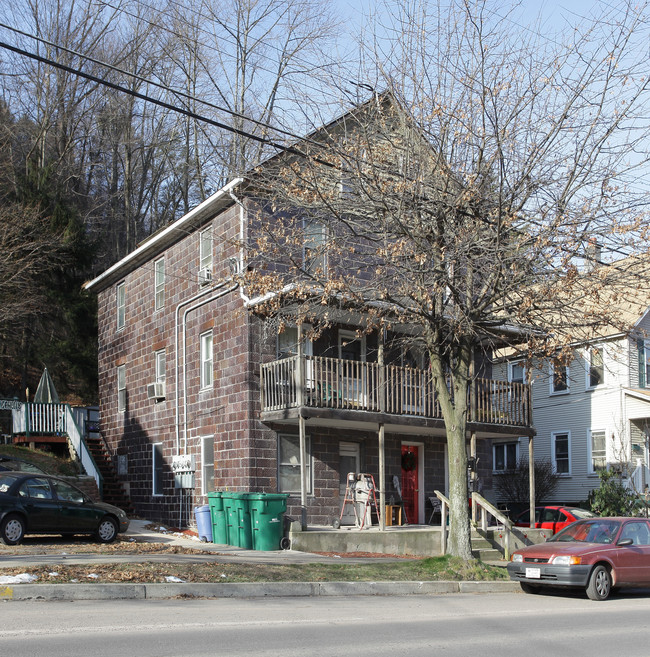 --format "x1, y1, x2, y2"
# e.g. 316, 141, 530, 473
198, 267, 212, 286
147, 382, 166, 400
